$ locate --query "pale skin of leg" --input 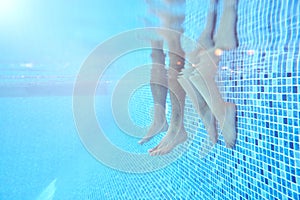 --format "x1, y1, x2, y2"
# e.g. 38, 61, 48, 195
139, 0, 188, 155
178, 0, 218, 147
213, 0, 238, 50
142, 0, 238, 153
139, 40, 169, 145
188, 0, 238, 148
178, 68, 218, 145
189, 48, 237, 148
149, 33, 188, 156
